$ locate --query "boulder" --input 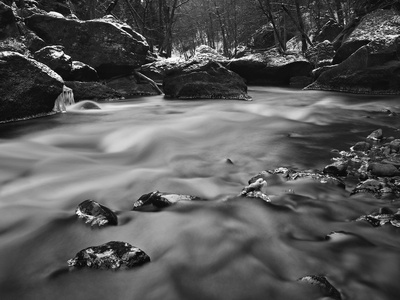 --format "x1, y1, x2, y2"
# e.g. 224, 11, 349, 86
105, 74, 160, 97
0, 1, 19, 39
305, 40, 335, 67
163, 60, 251, 100
333, 9, 400, 64
25, 14, 150, 78
228, 49, 313, 85
33, 45, 72, 79
75, 199, 118, 226
367, 163, 400, 177
67, 241, 150, 270
305, 38, 400, 94
0, 51, 64, 122
64, 81, 123, 101
314, 19, 343, 43
69, 61, 99, 82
